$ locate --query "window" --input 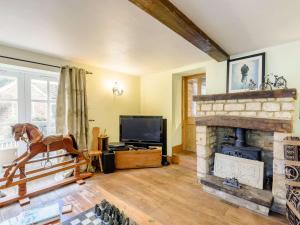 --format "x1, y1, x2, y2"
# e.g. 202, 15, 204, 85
29, 78, 58, 135
186, 75, 206, 117
0, 66, 59, 150
0, 74, 19, 149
